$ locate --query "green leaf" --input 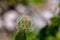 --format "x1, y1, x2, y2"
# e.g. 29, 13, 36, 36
51, 16, 60, 26
56, 32, 60, 40
27, 32, 36, 40
11, 32, 17, 40
15, 30, 36, 40
46, 36, 54, 40
15, 31, 26, 40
